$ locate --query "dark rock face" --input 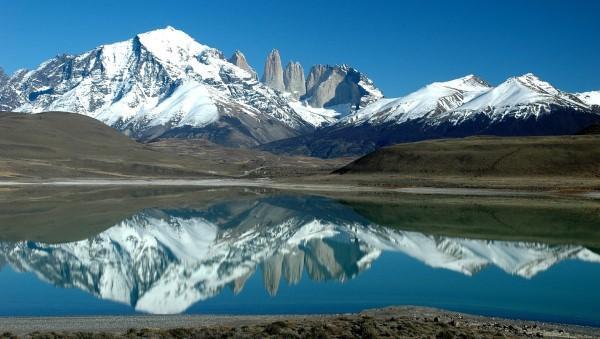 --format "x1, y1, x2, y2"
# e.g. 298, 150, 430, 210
261, 107, 600, 158
262, 49, 285, 92
283, 61, 306, 98
147, 114, 303, 148
578, 123, 600, 135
